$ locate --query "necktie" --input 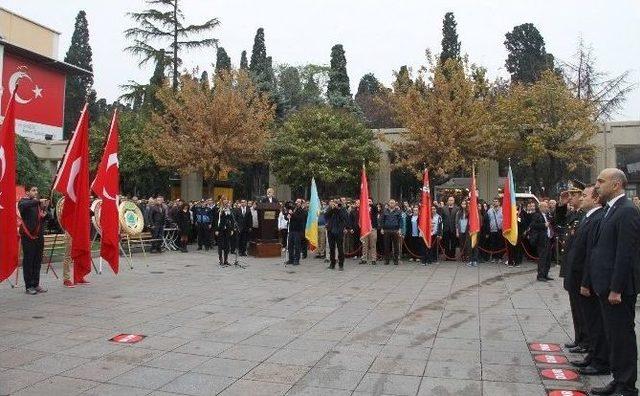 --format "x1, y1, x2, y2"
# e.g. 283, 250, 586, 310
603, 204, 611, 218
